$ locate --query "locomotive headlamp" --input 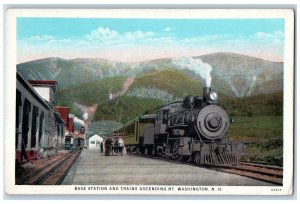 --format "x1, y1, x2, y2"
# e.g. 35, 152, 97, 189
209, 91, 218, 101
